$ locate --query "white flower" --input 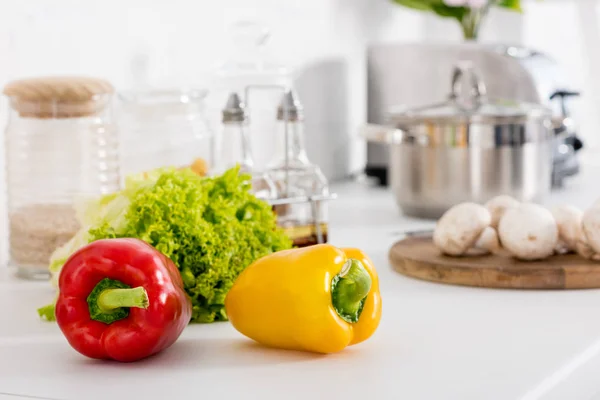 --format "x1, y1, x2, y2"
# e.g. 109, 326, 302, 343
468, 0, 488, 8
443, 0, 468, 6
